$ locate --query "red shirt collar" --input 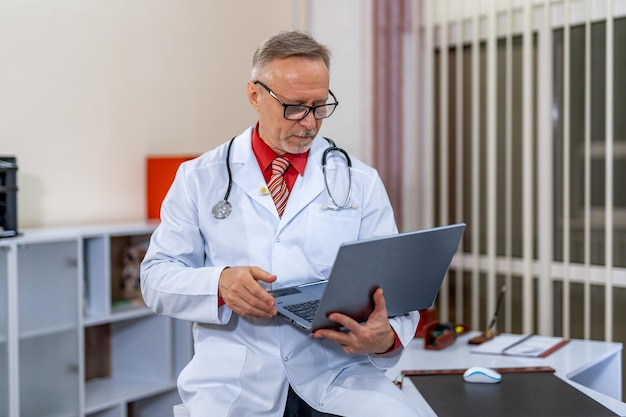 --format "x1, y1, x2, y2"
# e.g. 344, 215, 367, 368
251, 123, 308, 177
